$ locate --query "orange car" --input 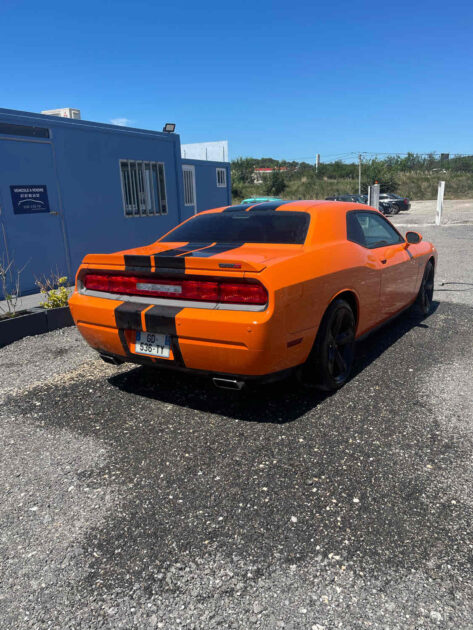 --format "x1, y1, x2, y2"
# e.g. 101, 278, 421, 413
69, 200, 437, 390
